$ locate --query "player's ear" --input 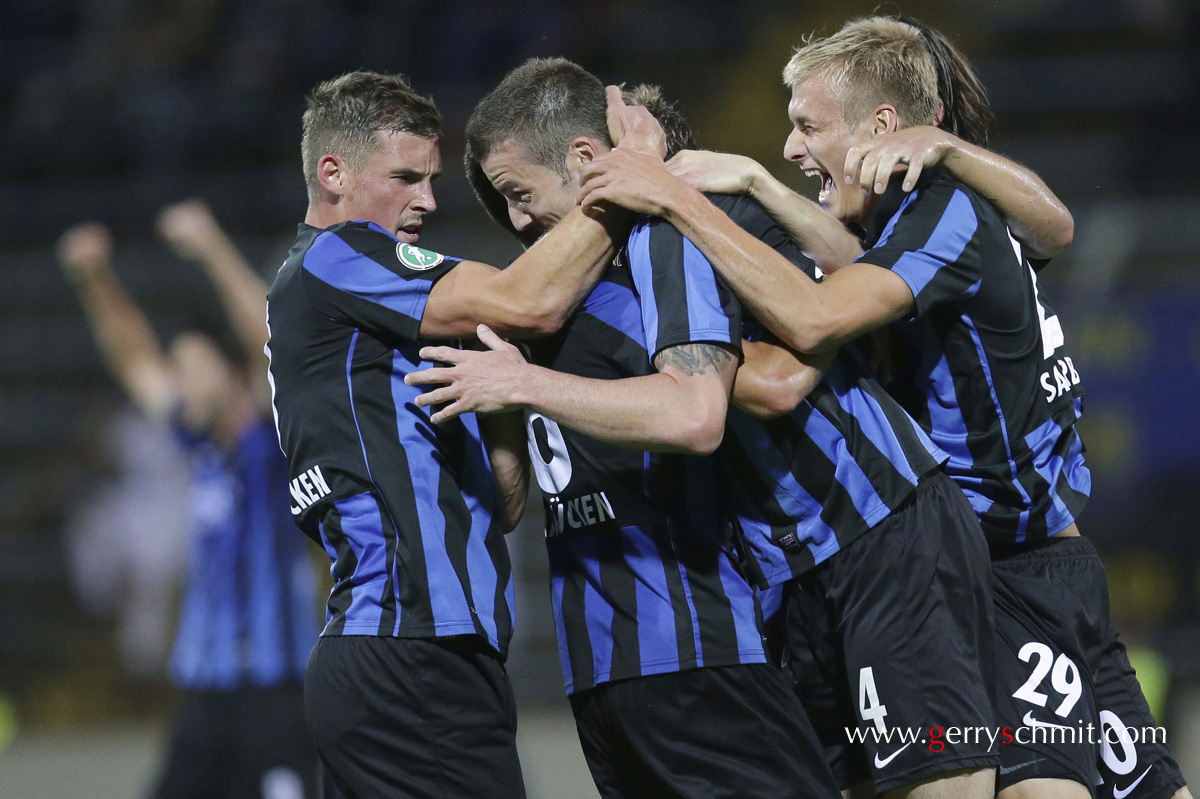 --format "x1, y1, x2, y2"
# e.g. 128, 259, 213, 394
317, 154, 349, 196
567, 137, 601, 167
871, 104, 901, 136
